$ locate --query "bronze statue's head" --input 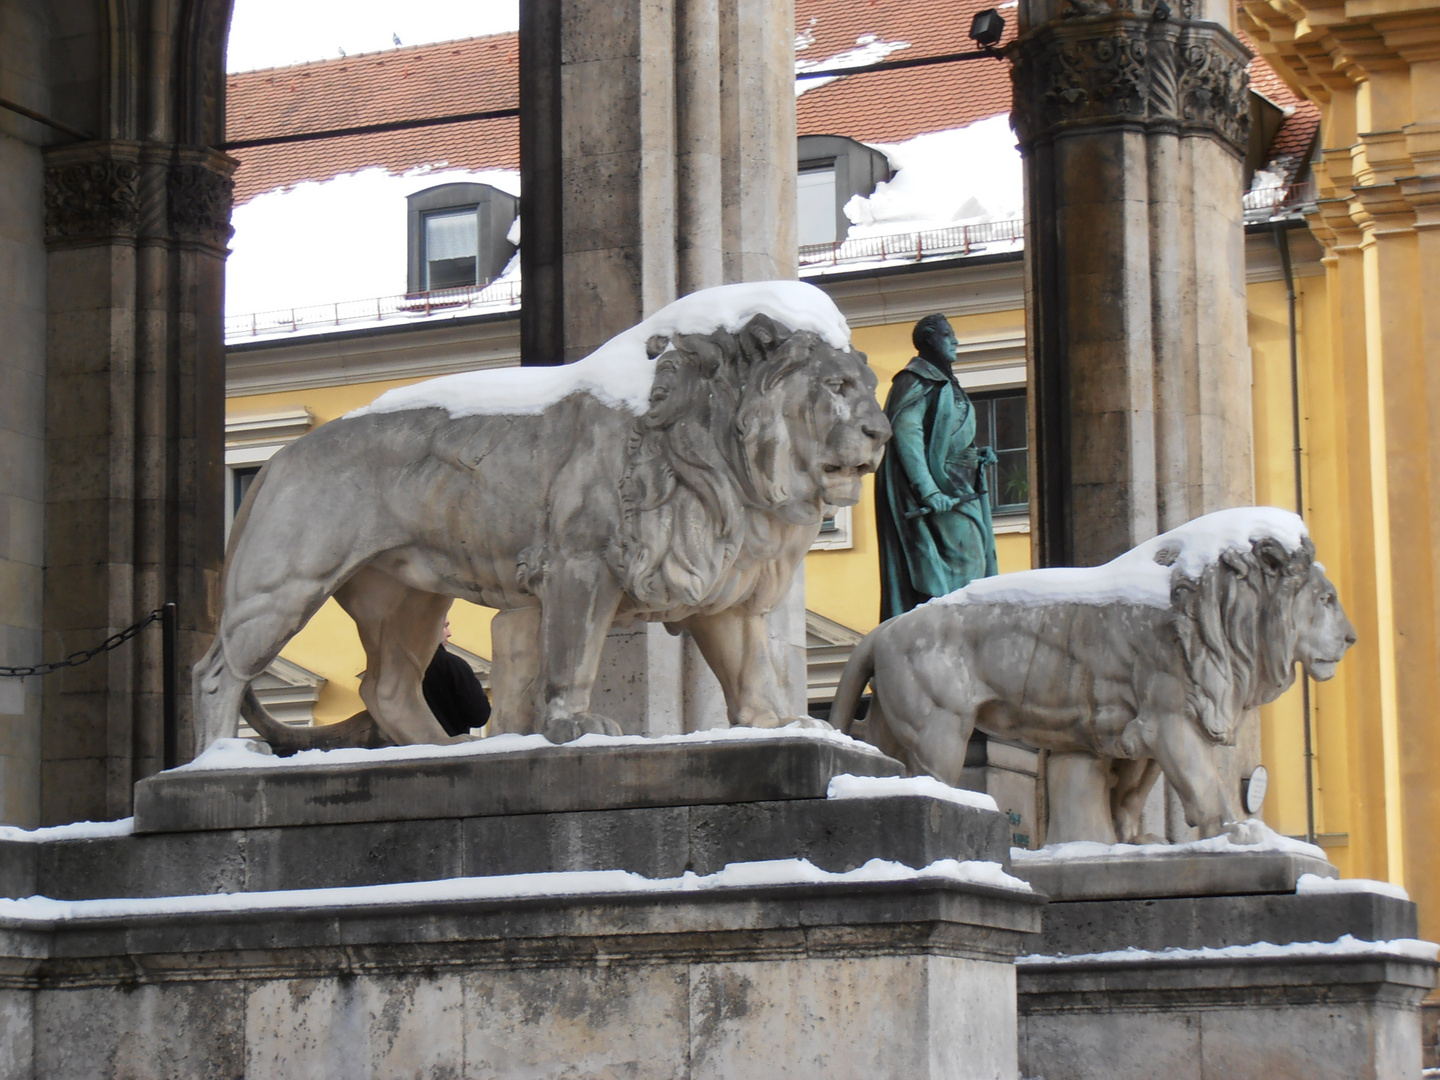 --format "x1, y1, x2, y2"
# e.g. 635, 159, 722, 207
913, 313, 957, 365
